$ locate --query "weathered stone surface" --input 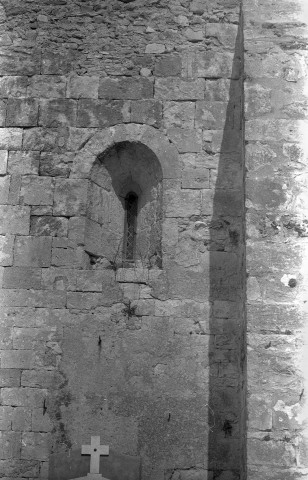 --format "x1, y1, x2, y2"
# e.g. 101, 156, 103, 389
154, 55, 182, 77
181, 154, 210, 189
99, 77, 153, 100
30, 216, 68, 237
0, 50, 40, 75
39, 152, 73, 177
130, 100, 162, 127
167, 127, 202, 153
164, 101, 195, 129
0, 369, 20, 387
205, 23, 238, 47
0, 128, 22, 149
195, 101, 232, 130
0, 205, 30, 235
7, 151, 39, 175
164, 188, 201, 217
155, 78, 205, 100
23, 127, 69, 152
21, 432, 49, 460
67, 75, 99, 99
20, 176, 53, 206
0, 76, 28, 98
76, 99, 125, 128
0, 150, 7, 175
0, 175, 10, 204
39, 99, 77, 127
193, 51, 240, 79
53, 179, 88, 216
0, 235, 14, 267
2, 267, 42, 290
0, 350, 36, 369
28, 76, 67, 98
14, 236, 52, 267
6, 99, 38, 127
